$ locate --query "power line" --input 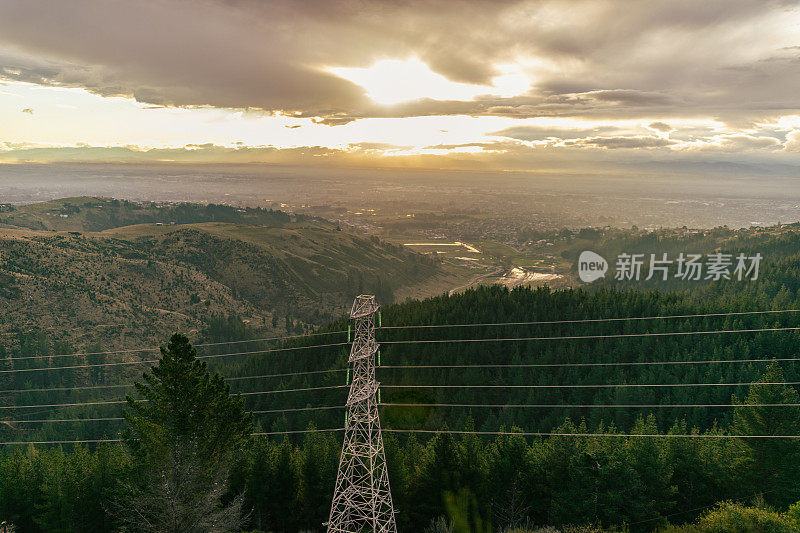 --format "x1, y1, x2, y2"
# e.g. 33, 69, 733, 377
379, 326, 800, 345
9, 399, 797, 423
377, 308, 800, 330
2, 405, 345, 423
0, 330, 347, 362
381, 429, 800, 438
0, 342, 349, 374
236, 385, 347, 396
2, 308, 797, 362
225, 368, 346, 382
0, 399, 126, 409
0, 359, 160, 374
0, 385, 348, 410
6, 378, 798, 411
0, 438, 124, 445
381, 381, 800, 389
15, 306, 790, 358
377, 356, 800, 370
6, 306, 787, 348
5, 353, 791, 396
2, 383, 134, 393
14, 354, 772, 393
195, 331, 346, 347
195, 345, 348, 360
7, 428, 800, 445
0, 428, 347, 445
1, 368, 347, 394
4, 324, 800, 376
252, 428, 344, 436
4, 417, 125, 423
379, 402, 800, 409
251, 405, 345, 414
4, 323, 792, 379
